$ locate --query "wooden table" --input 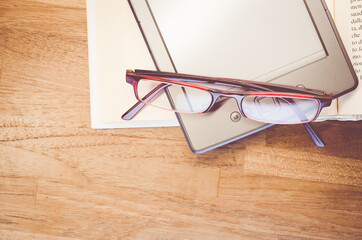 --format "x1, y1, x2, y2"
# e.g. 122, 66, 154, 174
1, 1, 361, 239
